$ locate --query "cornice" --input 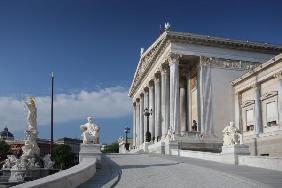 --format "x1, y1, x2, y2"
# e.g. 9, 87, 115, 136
232, 53, 282, 86
167, 31, 282, 54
